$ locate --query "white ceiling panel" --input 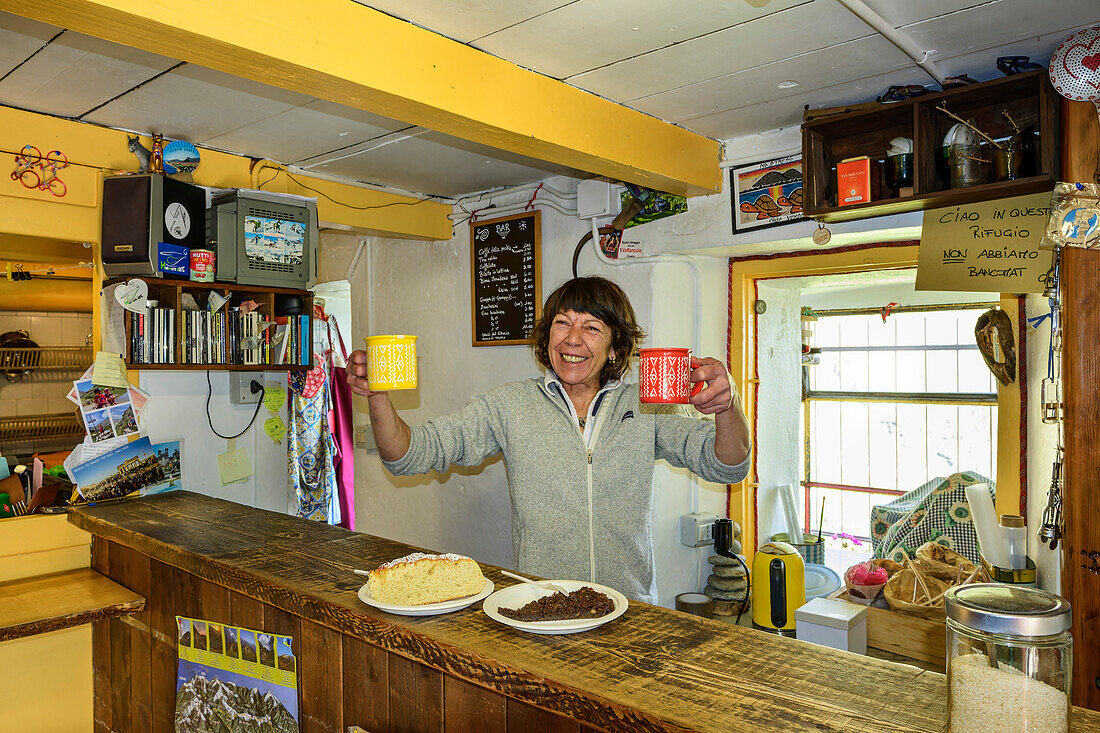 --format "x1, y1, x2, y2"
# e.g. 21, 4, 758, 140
83, 64, 314, 143
0, 30, 177, 118
474, 0, 809, 79
202, 99, 411, 165
691, 30, 1077, 140
351, 0, 568, 43
859, 0, 995, 28
568, 1, 872, 102
905, 0, 1100, 59
307, 131, 577, 198
689, 66, 930, 140
634, 35, 911, 124
0, 11, 60, 77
